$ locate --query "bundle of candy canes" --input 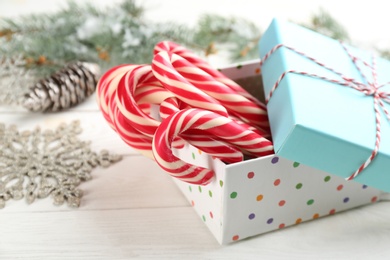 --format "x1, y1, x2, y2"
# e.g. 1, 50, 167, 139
96, 41, 274, 185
